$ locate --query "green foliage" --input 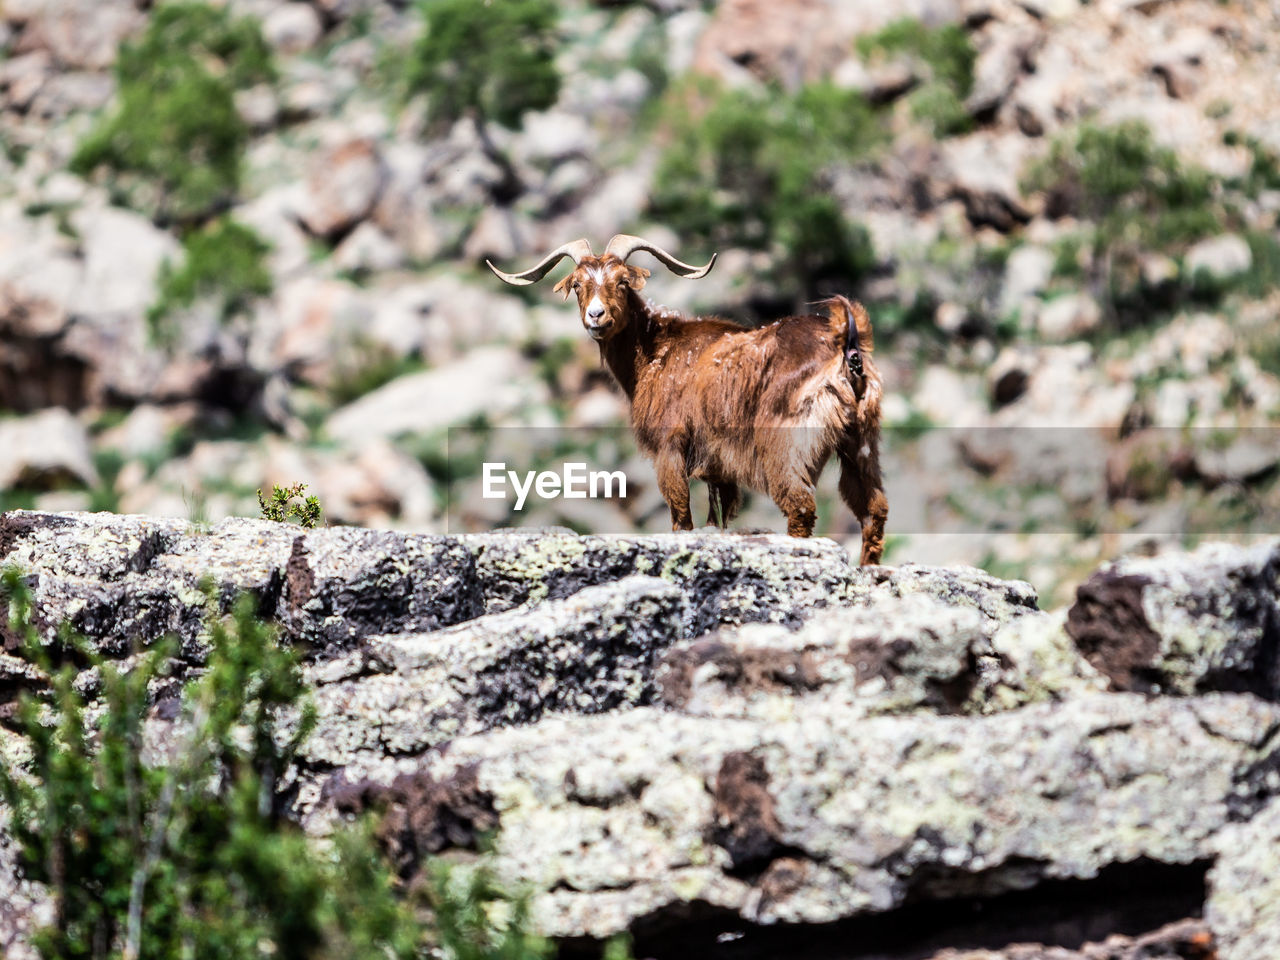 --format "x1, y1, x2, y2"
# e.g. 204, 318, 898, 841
1025, 121, 1225, 320
329, 342, 429, 408
70, 2, 274, 226
1028, 122, 1219, 243
0, 572, 424, 960
407, 0, 560, 132
650, 80, 879, 305
258, 482, 323, 528
857, 18, 976, 136
1223, 129, 1280, 198
149, 217, 273, 338
424, 862, 553, 960
0, 570, 604, 960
